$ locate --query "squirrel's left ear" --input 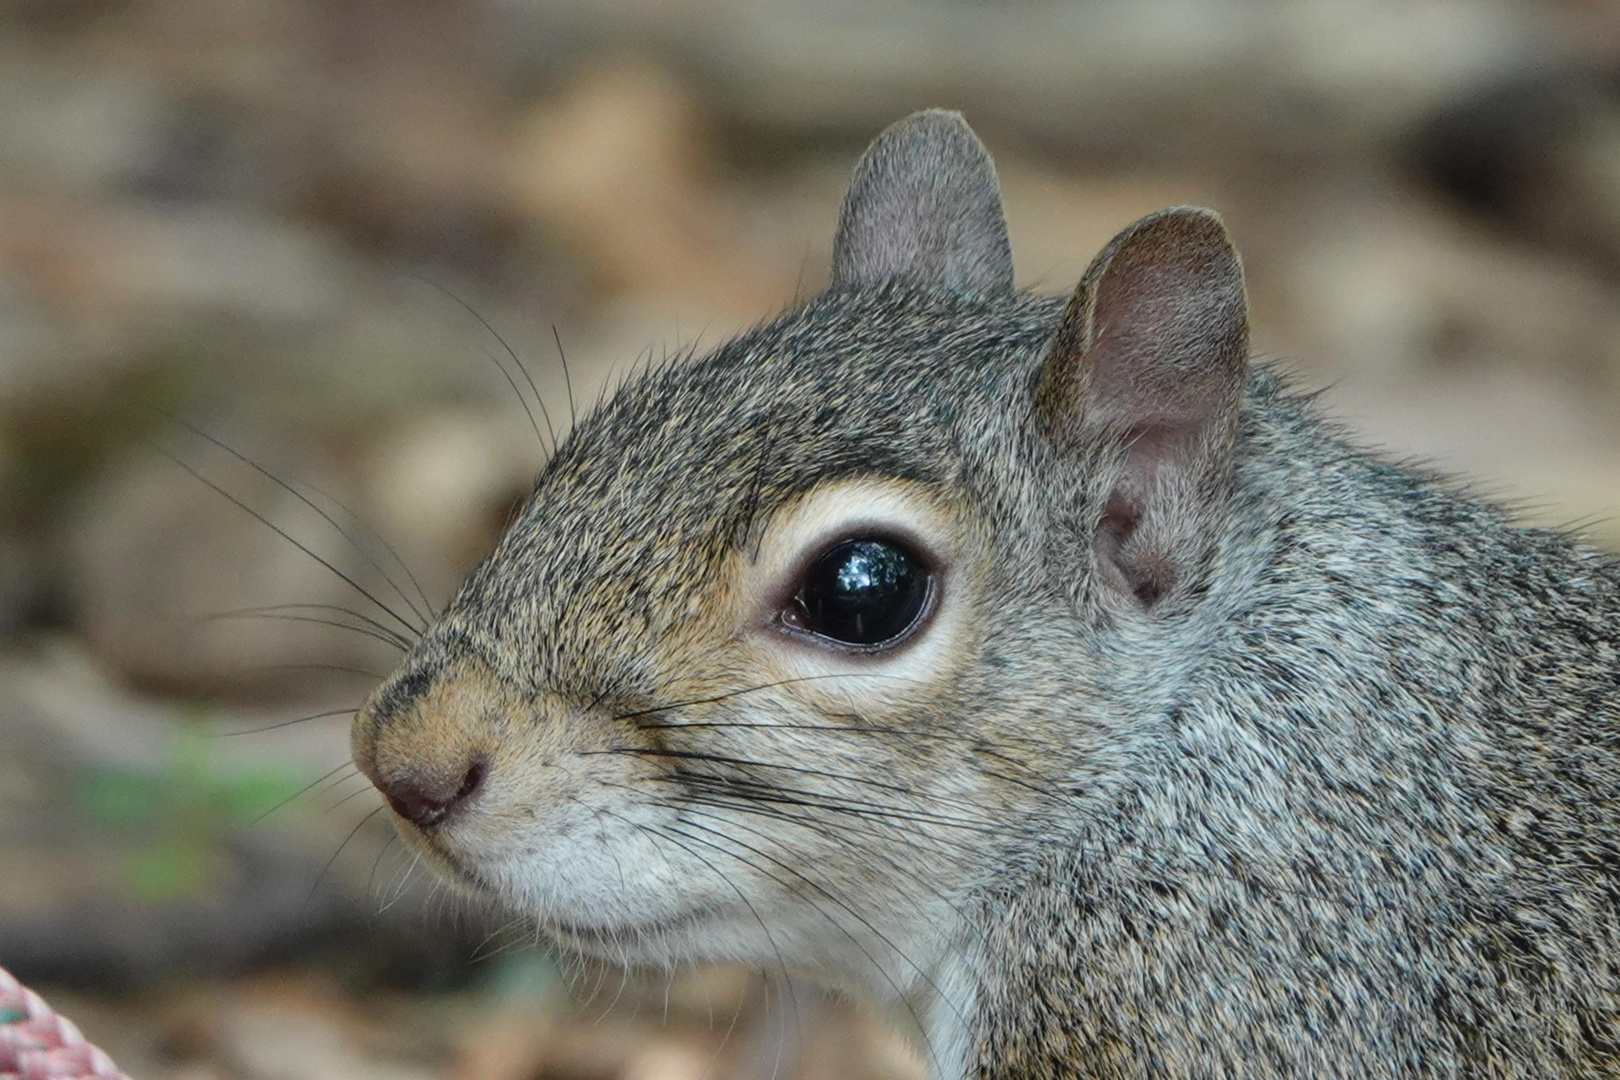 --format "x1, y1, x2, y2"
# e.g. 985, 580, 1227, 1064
1037, 207, 1249, 608
831, 110, 1014, 296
